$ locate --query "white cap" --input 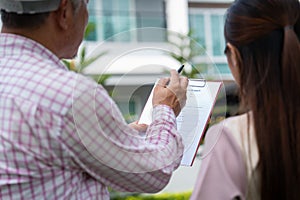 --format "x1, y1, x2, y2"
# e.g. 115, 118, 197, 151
0, 0, 61, 14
